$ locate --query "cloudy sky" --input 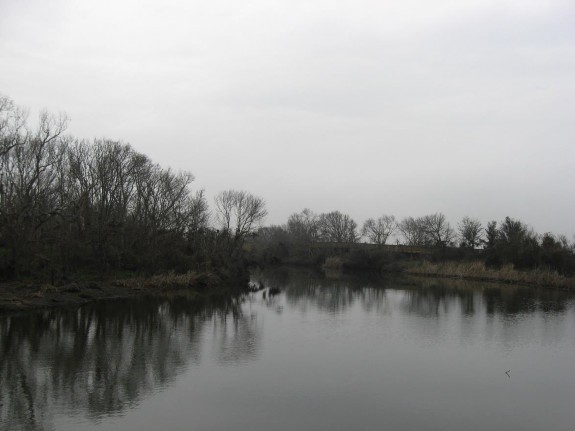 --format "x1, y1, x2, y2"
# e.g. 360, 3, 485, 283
1, 0, 574, 236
